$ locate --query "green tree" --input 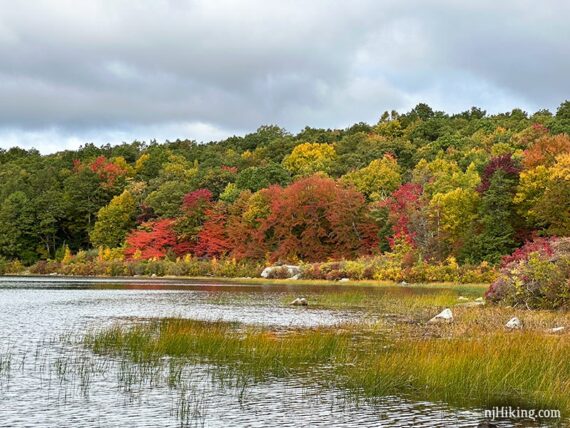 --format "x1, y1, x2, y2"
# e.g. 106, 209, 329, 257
90, 190, 137, 248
